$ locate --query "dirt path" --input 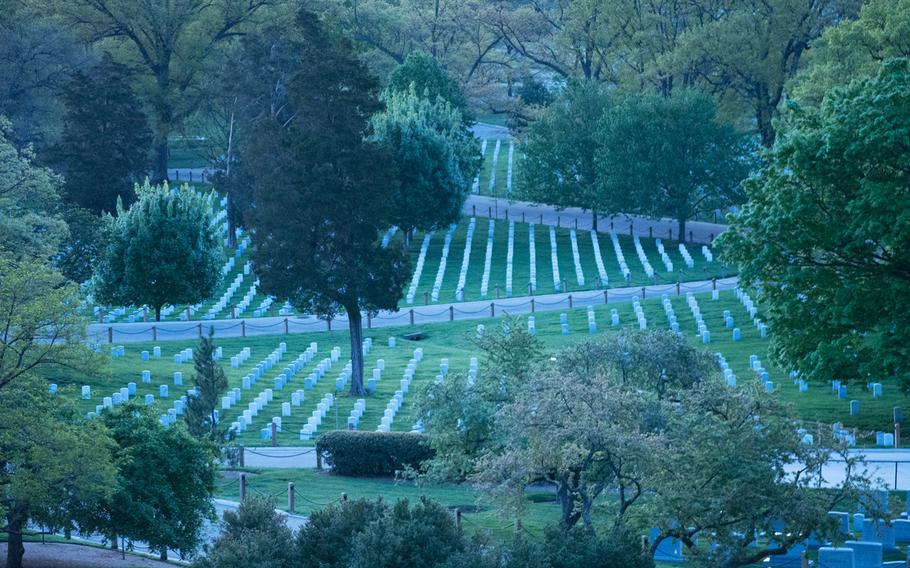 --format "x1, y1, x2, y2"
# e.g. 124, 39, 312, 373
0, 543, 178, 568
